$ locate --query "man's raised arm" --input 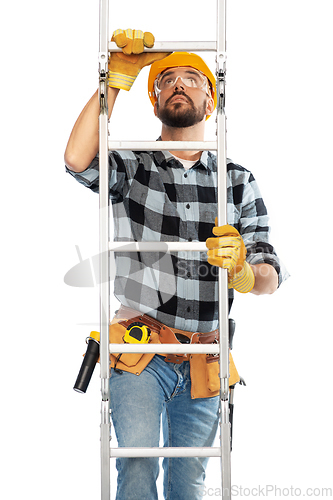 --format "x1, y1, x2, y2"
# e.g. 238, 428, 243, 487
64, 87, 119, 173
64, 29, 168, 173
